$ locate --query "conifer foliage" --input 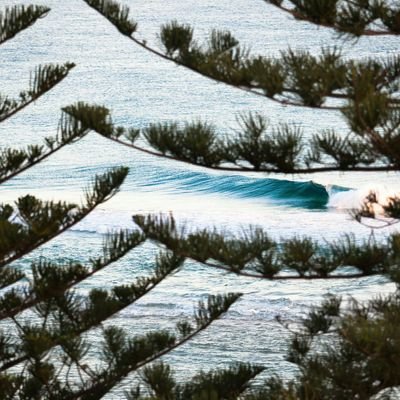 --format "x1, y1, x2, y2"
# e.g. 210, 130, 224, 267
85, 0, 400, 177
1, 0, 400, 399
0, 5, 243, 399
